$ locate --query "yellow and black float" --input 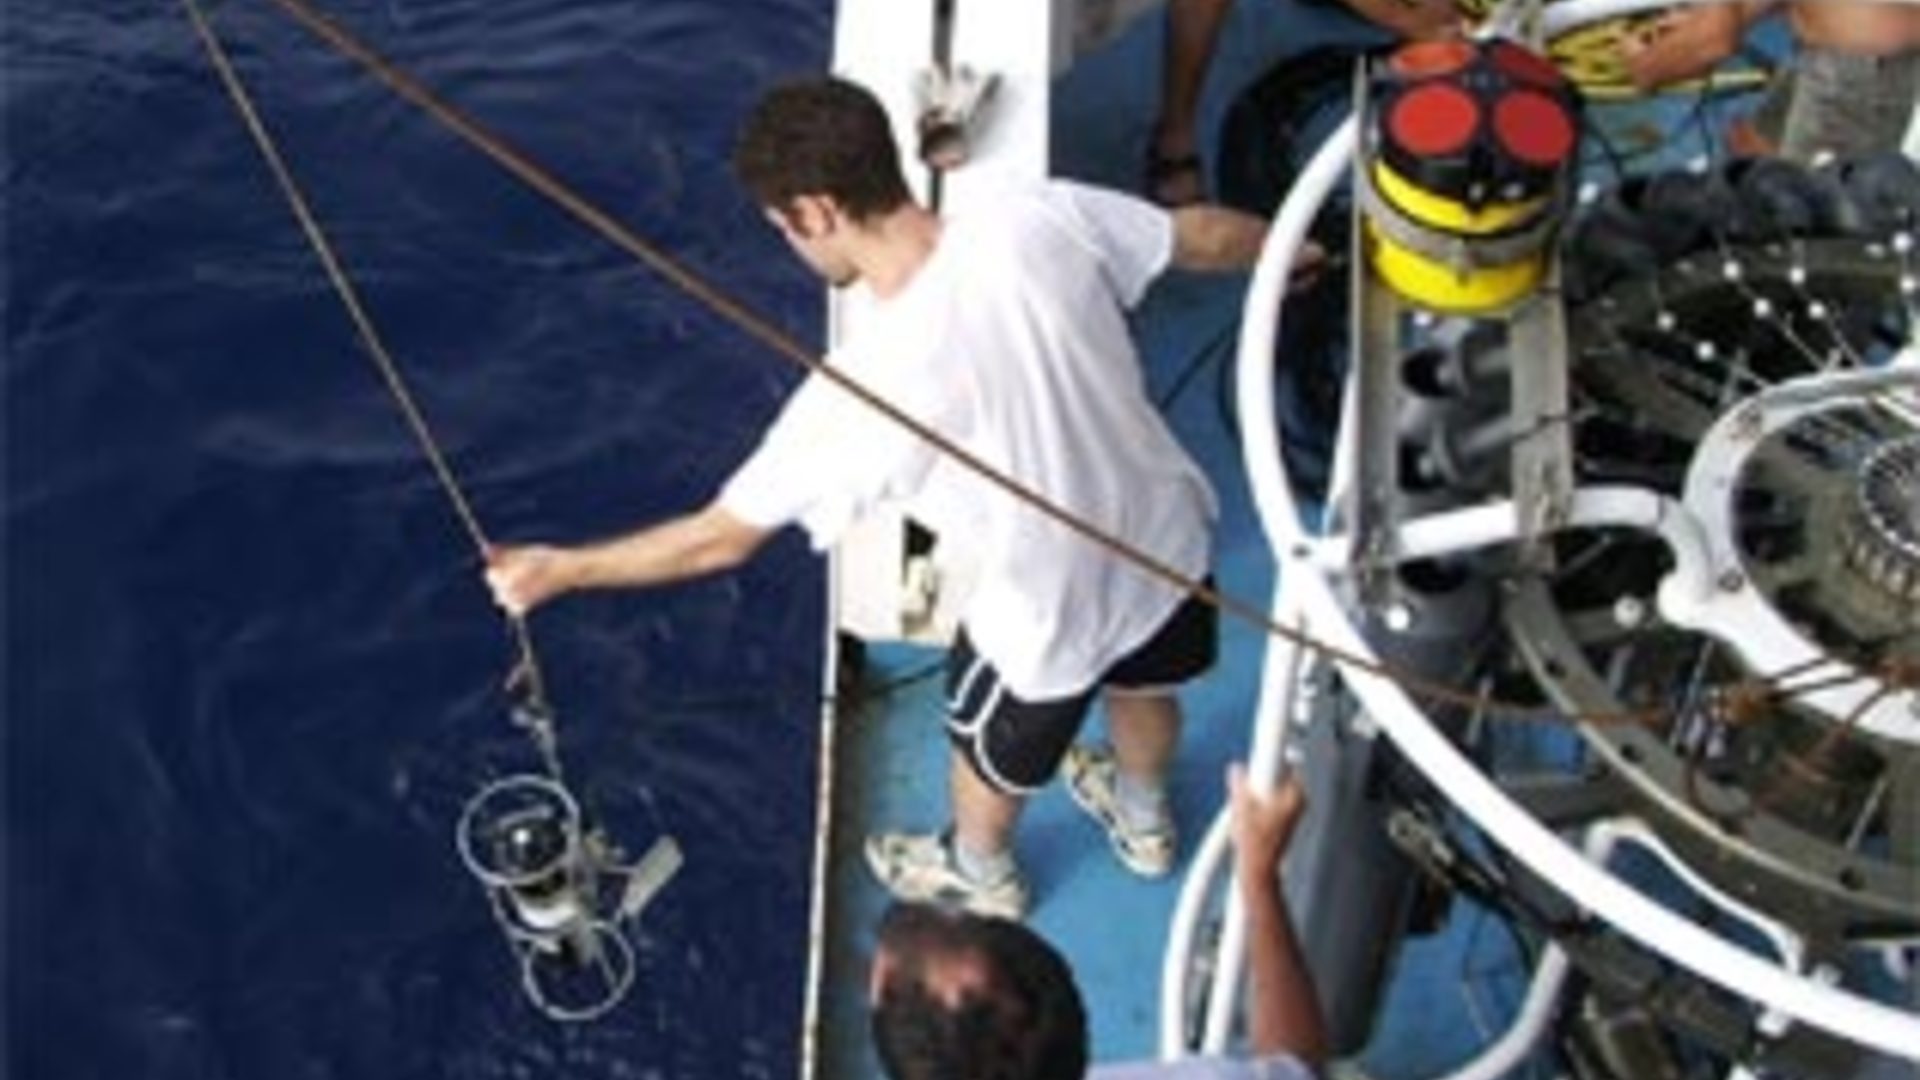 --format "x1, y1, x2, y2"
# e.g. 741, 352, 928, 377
1359, 38, 1582, 314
